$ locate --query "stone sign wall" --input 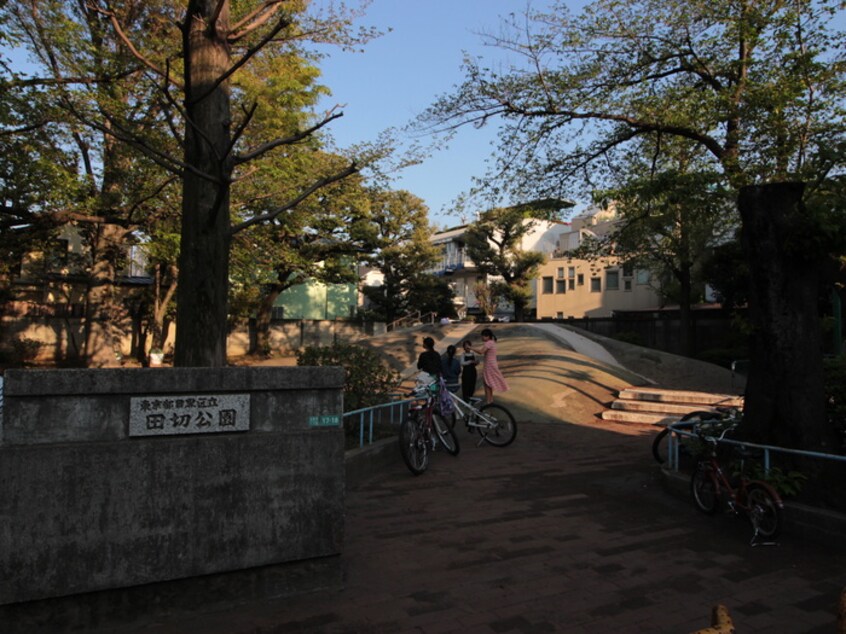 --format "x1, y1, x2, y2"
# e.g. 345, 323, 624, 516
0, 366, 345, 608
